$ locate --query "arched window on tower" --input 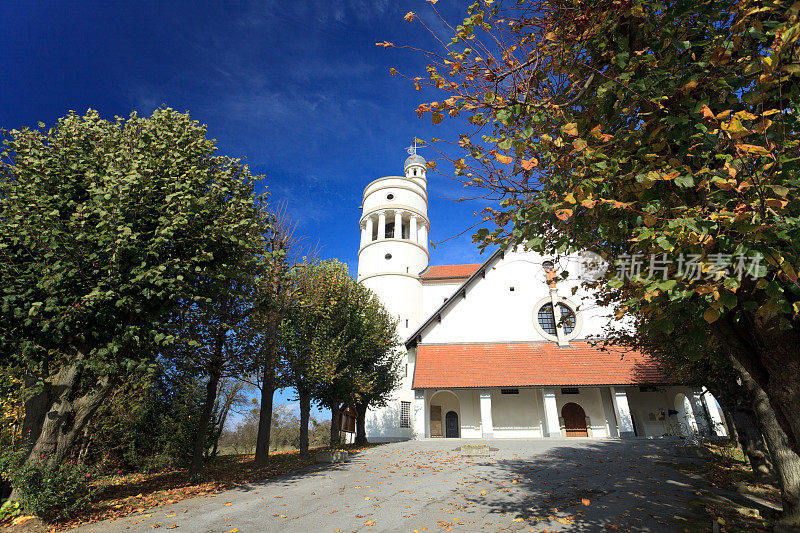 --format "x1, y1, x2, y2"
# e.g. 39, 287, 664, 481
385, 222, 395, 239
